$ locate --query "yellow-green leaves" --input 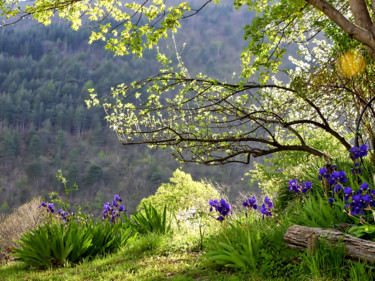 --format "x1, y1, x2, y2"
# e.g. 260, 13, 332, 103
4, 0, 192, 57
